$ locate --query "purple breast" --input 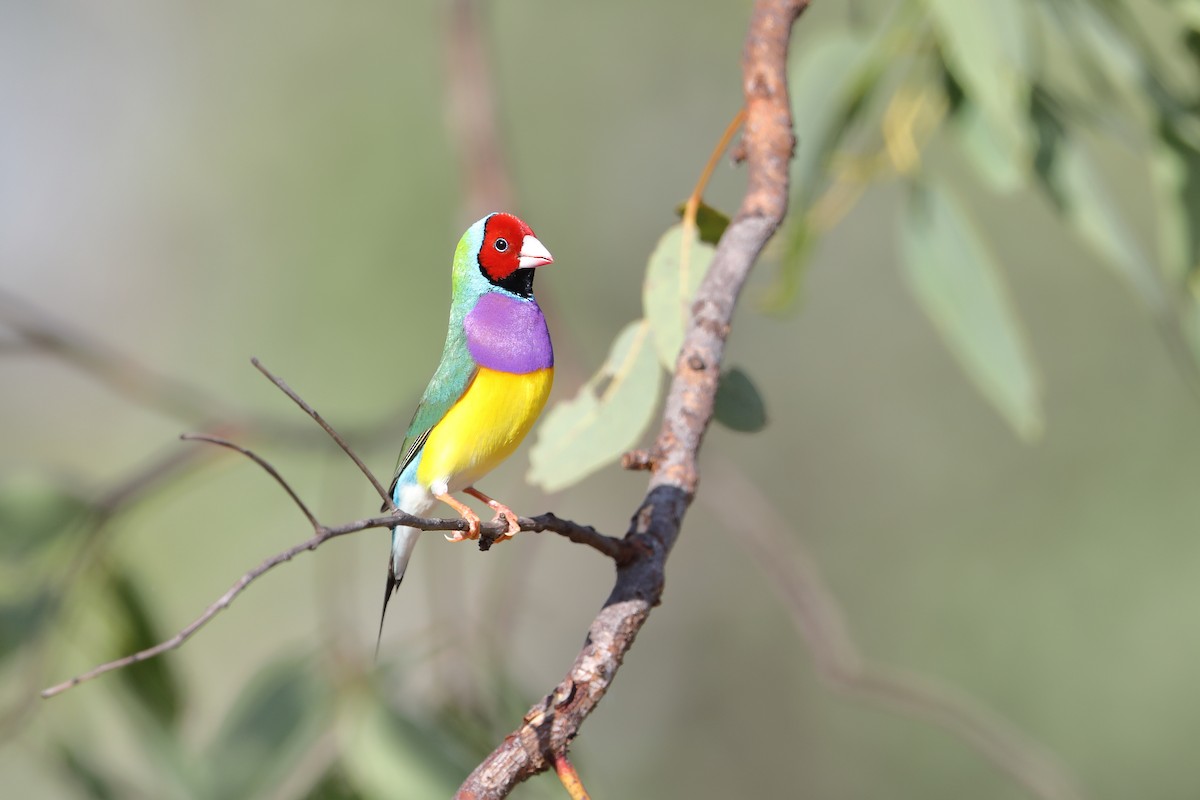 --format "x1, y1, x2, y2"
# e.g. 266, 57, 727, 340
464, 292, 554, 374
